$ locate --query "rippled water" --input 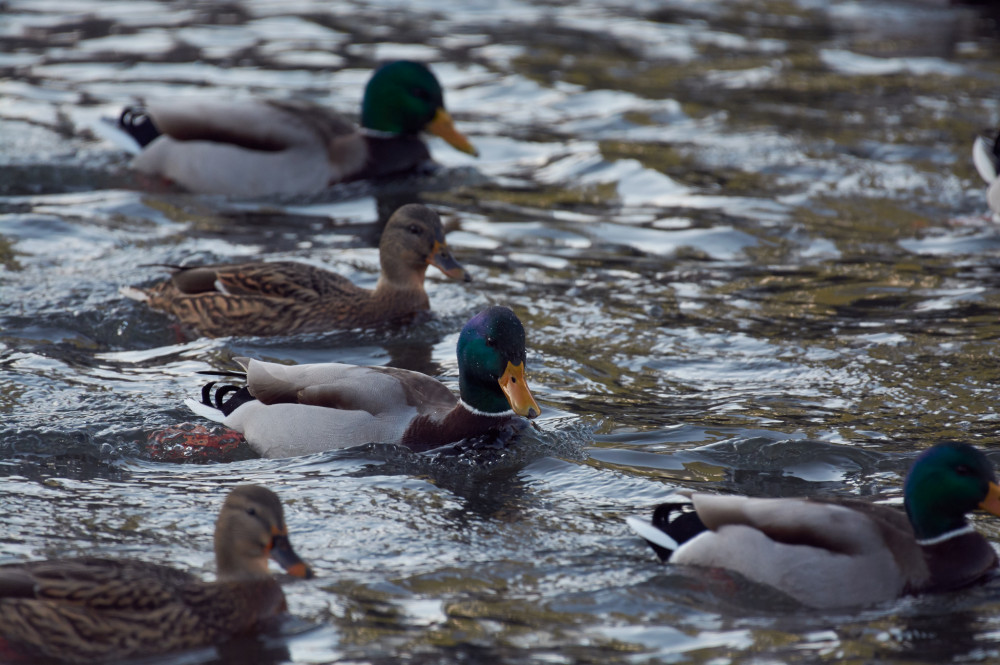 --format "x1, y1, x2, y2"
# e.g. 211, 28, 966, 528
3, 0, 1000, 663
